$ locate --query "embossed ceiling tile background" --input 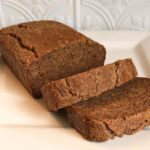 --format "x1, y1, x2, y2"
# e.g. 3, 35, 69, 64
0, 0, 73, 28
0, 0, 150, 31
80, 0, 150, 30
